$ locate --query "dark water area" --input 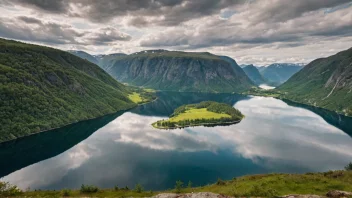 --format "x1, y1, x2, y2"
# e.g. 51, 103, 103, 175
1, 92, 351, 191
